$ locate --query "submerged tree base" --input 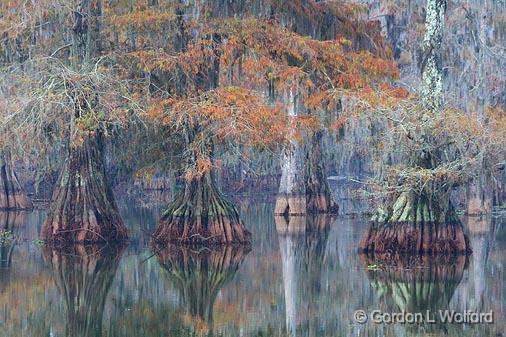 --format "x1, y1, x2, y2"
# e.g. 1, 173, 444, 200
359, 192, 471, 255
152, 173, 251, 245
